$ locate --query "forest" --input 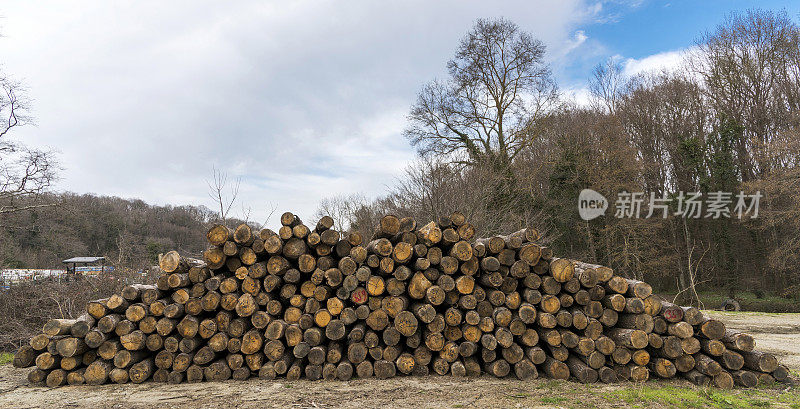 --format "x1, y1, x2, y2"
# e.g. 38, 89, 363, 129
317, 9, 800, 305
0, 193, 213, 271
0, 9, 798, 349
